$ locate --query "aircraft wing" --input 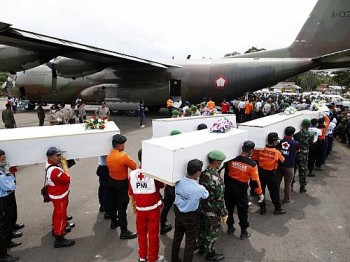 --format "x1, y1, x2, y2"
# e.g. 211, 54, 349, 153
312, 49, 350, 69
0, 22, 180, 70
